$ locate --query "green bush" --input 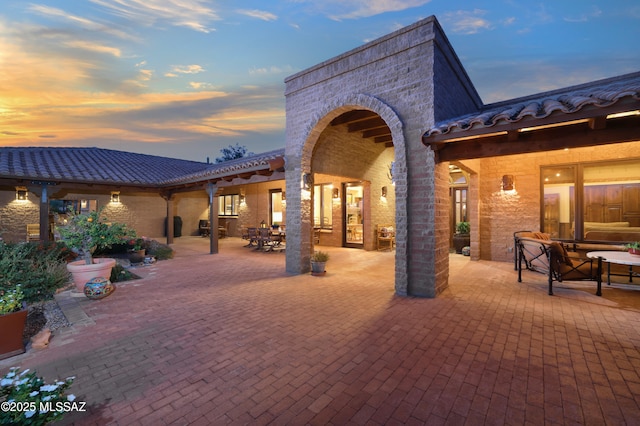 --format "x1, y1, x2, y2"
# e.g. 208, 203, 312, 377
147, 240, 174, 260
110, 264, 141, 283
0, 241, 71, 304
